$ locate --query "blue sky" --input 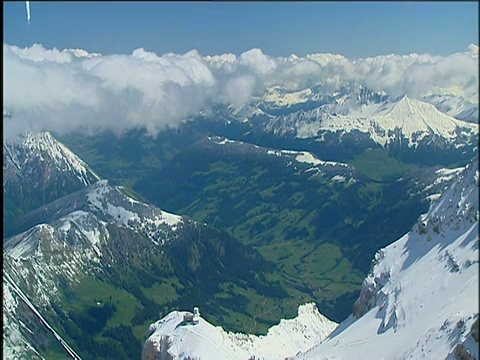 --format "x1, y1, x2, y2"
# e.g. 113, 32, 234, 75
3, 1, 479, 57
